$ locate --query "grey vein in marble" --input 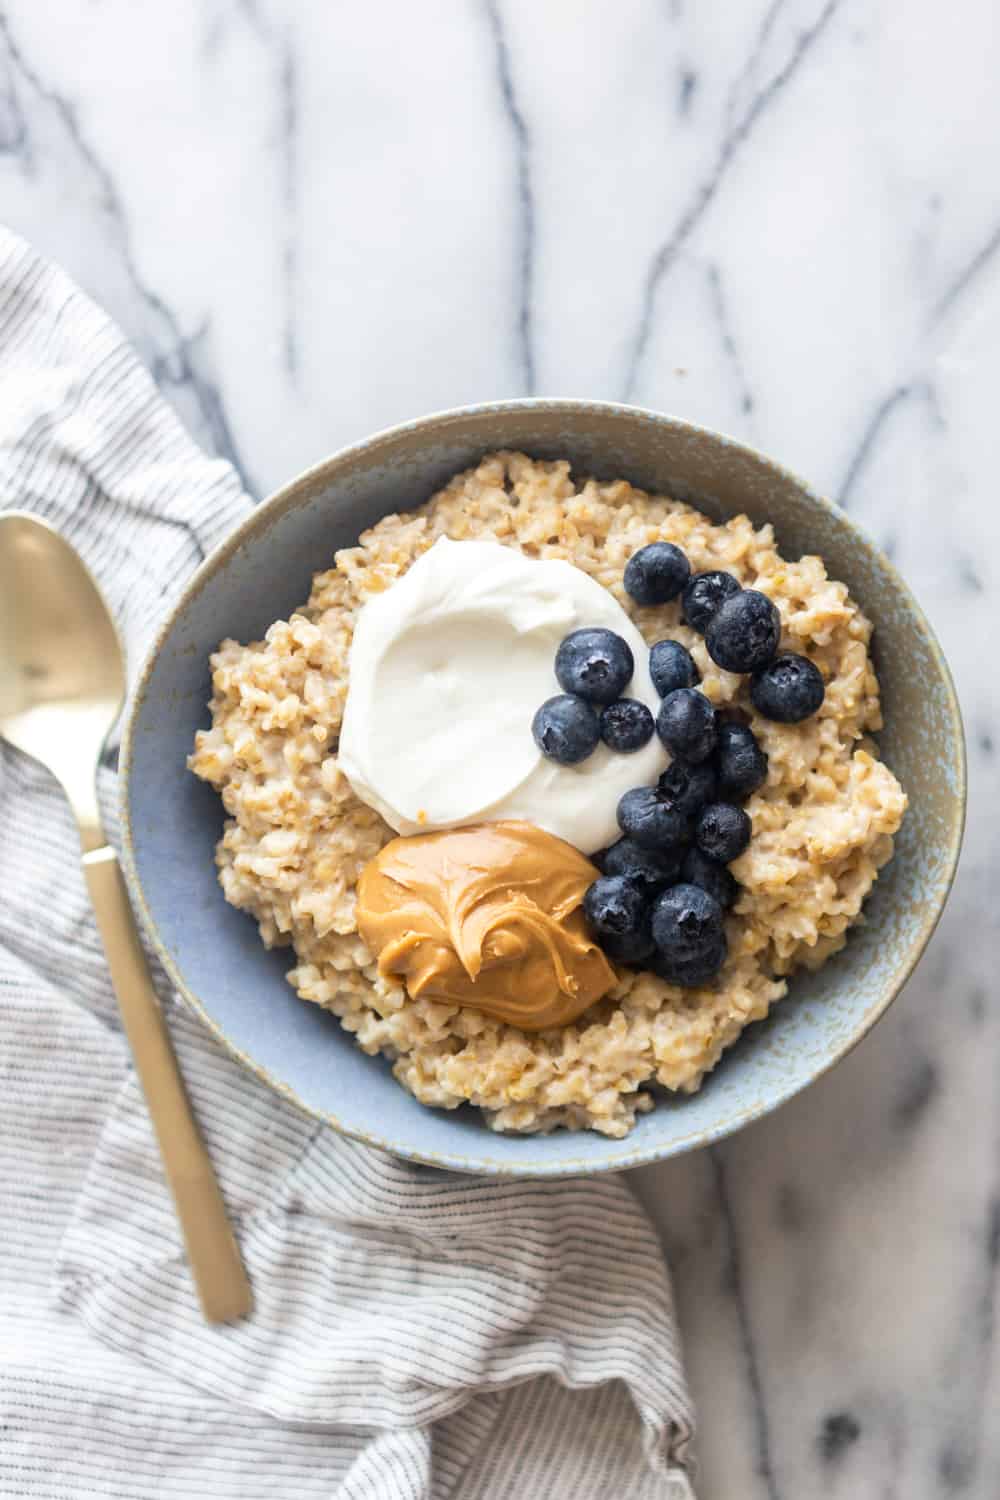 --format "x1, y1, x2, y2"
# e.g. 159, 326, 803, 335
677, 66, 698, 117
723, 0, 788, 137
0, 10, 258, 494
278, 44, 299, 380
237, 0, 300, 381
623, 0, 842, 400
710, 1148, 778, 1500
837, 384, 915, 507
931, 216, 1000, 325
0, 47, 28, 158
705, 263, 754, 417
485, 0, 535, 395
